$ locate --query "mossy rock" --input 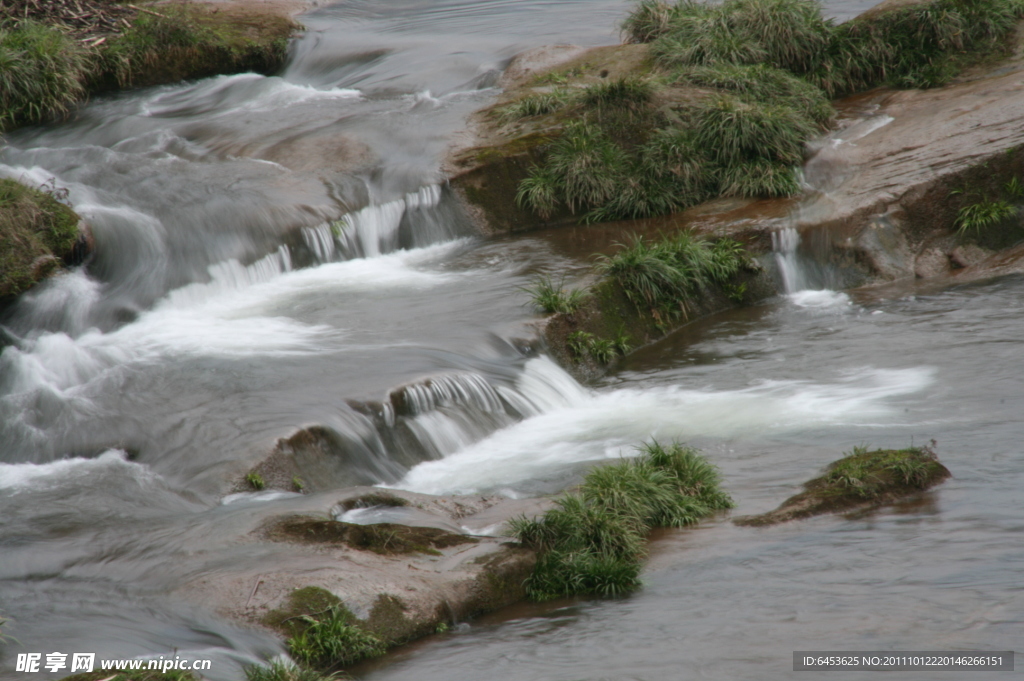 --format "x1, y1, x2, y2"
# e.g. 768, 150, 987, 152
735, 446, 952, 526
262, 586, 346, 637
337, 492, 409, 512
262, 515, 477, 555
0, 178, 82, 301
